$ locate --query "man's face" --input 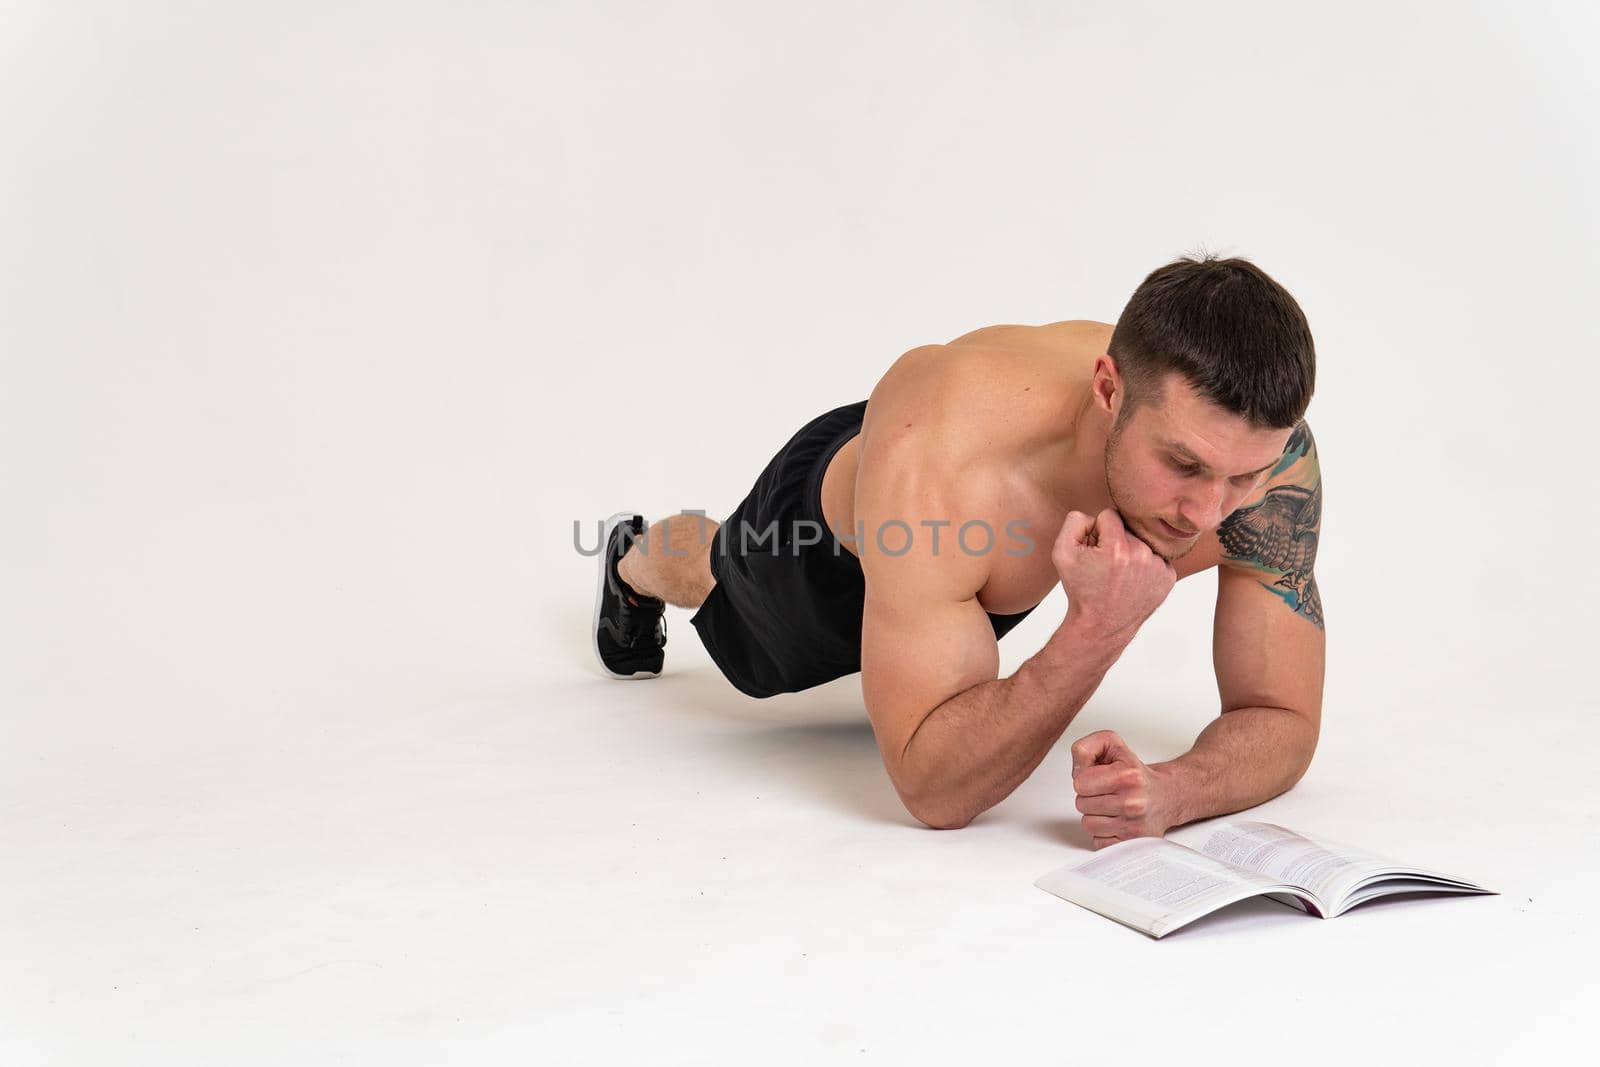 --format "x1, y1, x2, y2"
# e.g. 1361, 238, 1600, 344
1104, 374, 1294, 562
